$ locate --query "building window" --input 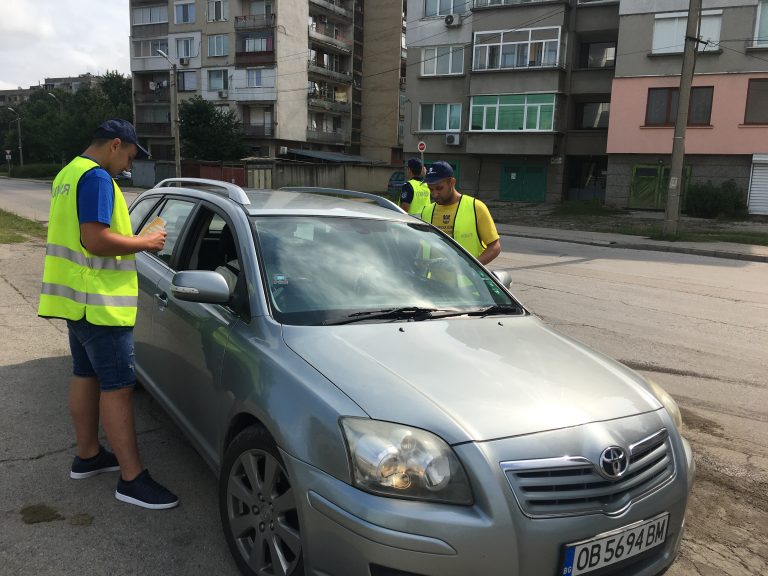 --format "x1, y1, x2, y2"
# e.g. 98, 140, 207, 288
132, 5, 168, 25
578, 41, 616, 68
207, 0, 228, 21
576, 102, 610, 129
242, 33, 273, 52
419, 103, 461, 131
473, 27, 560, 71
425, 0, 467, 17
652, 11, 721, 54
247, 69, 262, 87
470, 94, 555, 131
175, 2, 196, 24
422, 46, 464, 76
756, 0, 768, 46
133, 39, 168, 58
208, 70, 229, 91
645, 87, 713, 126
250, 0, 273, 16
208, 34, 229, 56
176, 37, 194, 59
745, 79, 768, 124
177, 71, 197, 91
